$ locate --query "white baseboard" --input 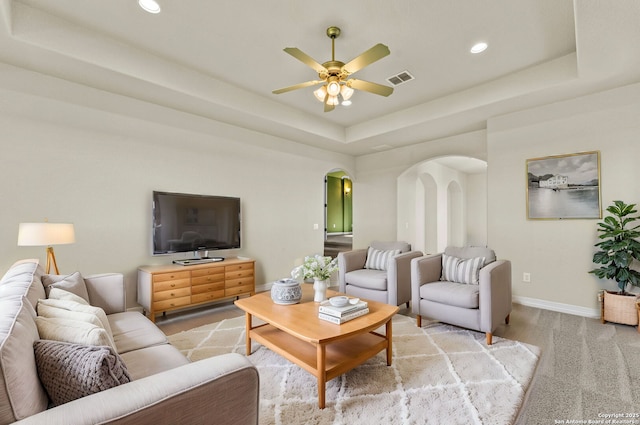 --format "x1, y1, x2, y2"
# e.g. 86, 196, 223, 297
513, 295, 600, 319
